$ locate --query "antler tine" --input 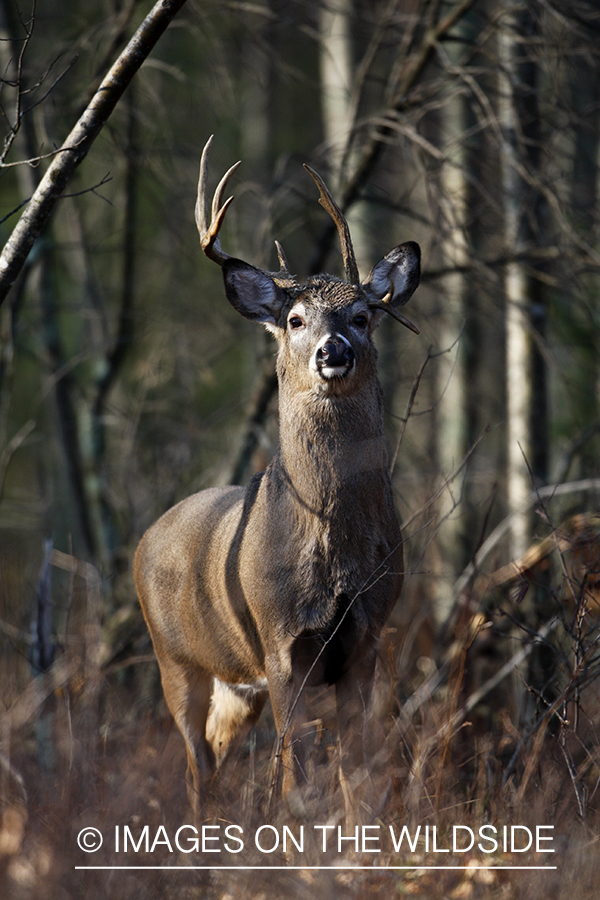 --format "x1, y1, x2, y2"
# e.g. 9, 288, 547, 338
303, 163, 360, 285
196, 135, 241, 266
371, 284, 420, 334
274, 240, 291, 278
